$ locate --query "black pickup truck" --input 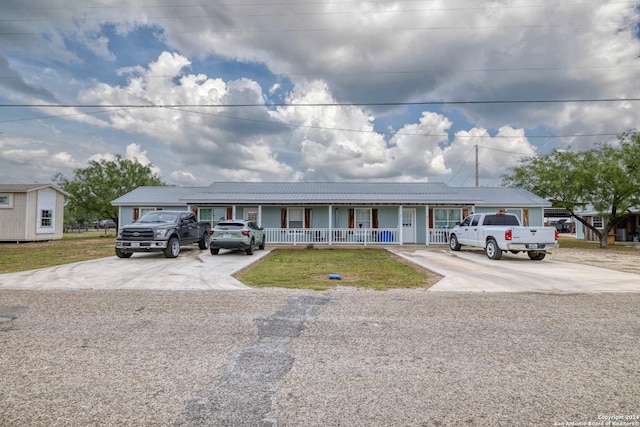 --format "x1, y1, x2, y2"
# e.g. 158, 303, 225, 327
115, 210, 211, 258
